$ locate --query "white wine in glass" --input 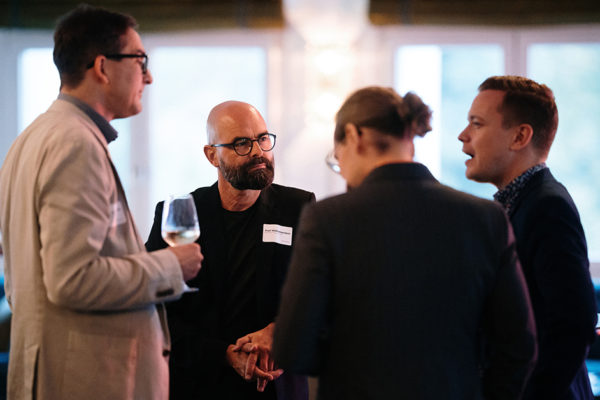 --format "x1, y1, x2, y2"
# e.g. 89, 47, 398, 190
161, 194, 200, 247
